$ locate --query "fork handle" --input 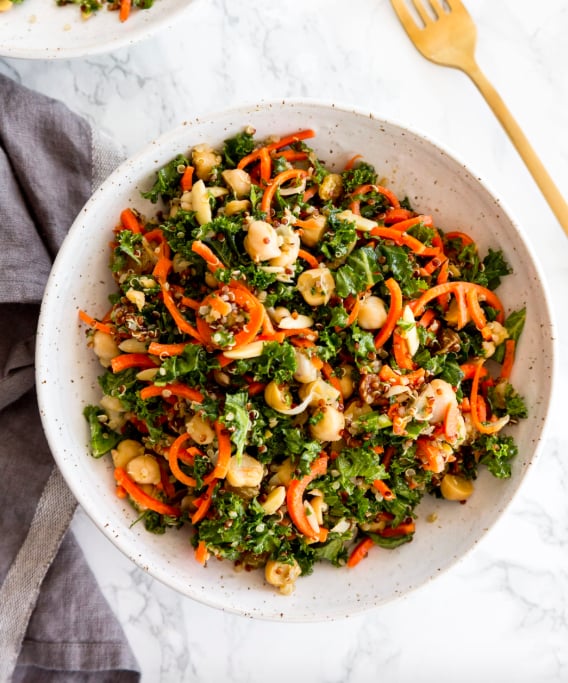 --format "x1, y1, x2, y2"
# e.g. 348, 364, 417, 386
465, 61, 568, 237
